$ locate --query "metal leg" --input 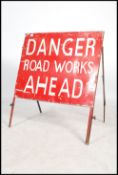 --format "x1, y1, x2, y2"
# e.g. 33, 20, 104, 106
85, 107, 94, 144
9, 95, 16, 127
37, 101, 42, 113
102, 47, 106, 123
